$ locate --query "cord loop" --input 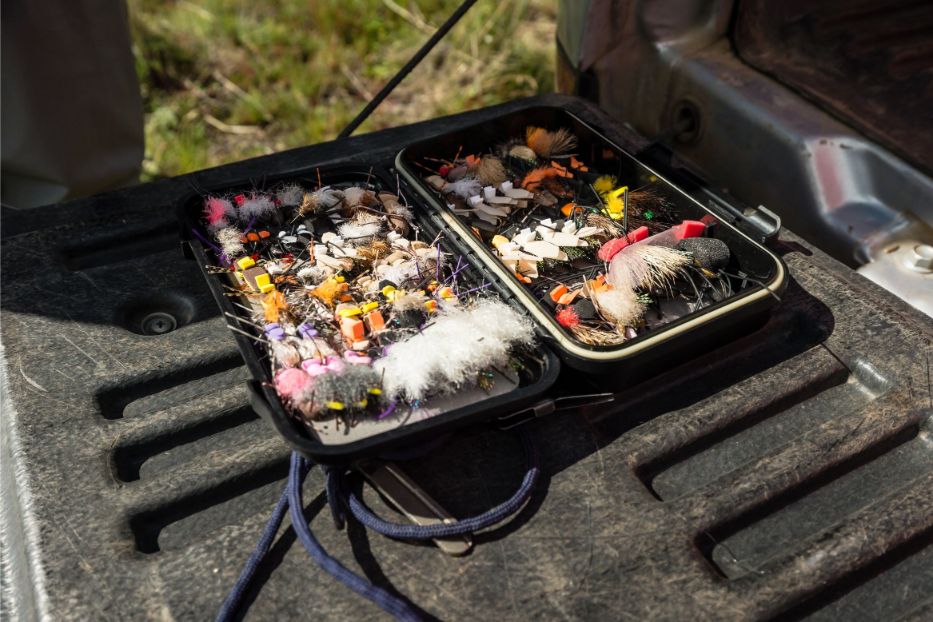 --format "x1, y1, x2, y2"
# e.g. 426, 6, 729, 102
216, 428, 539, 622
